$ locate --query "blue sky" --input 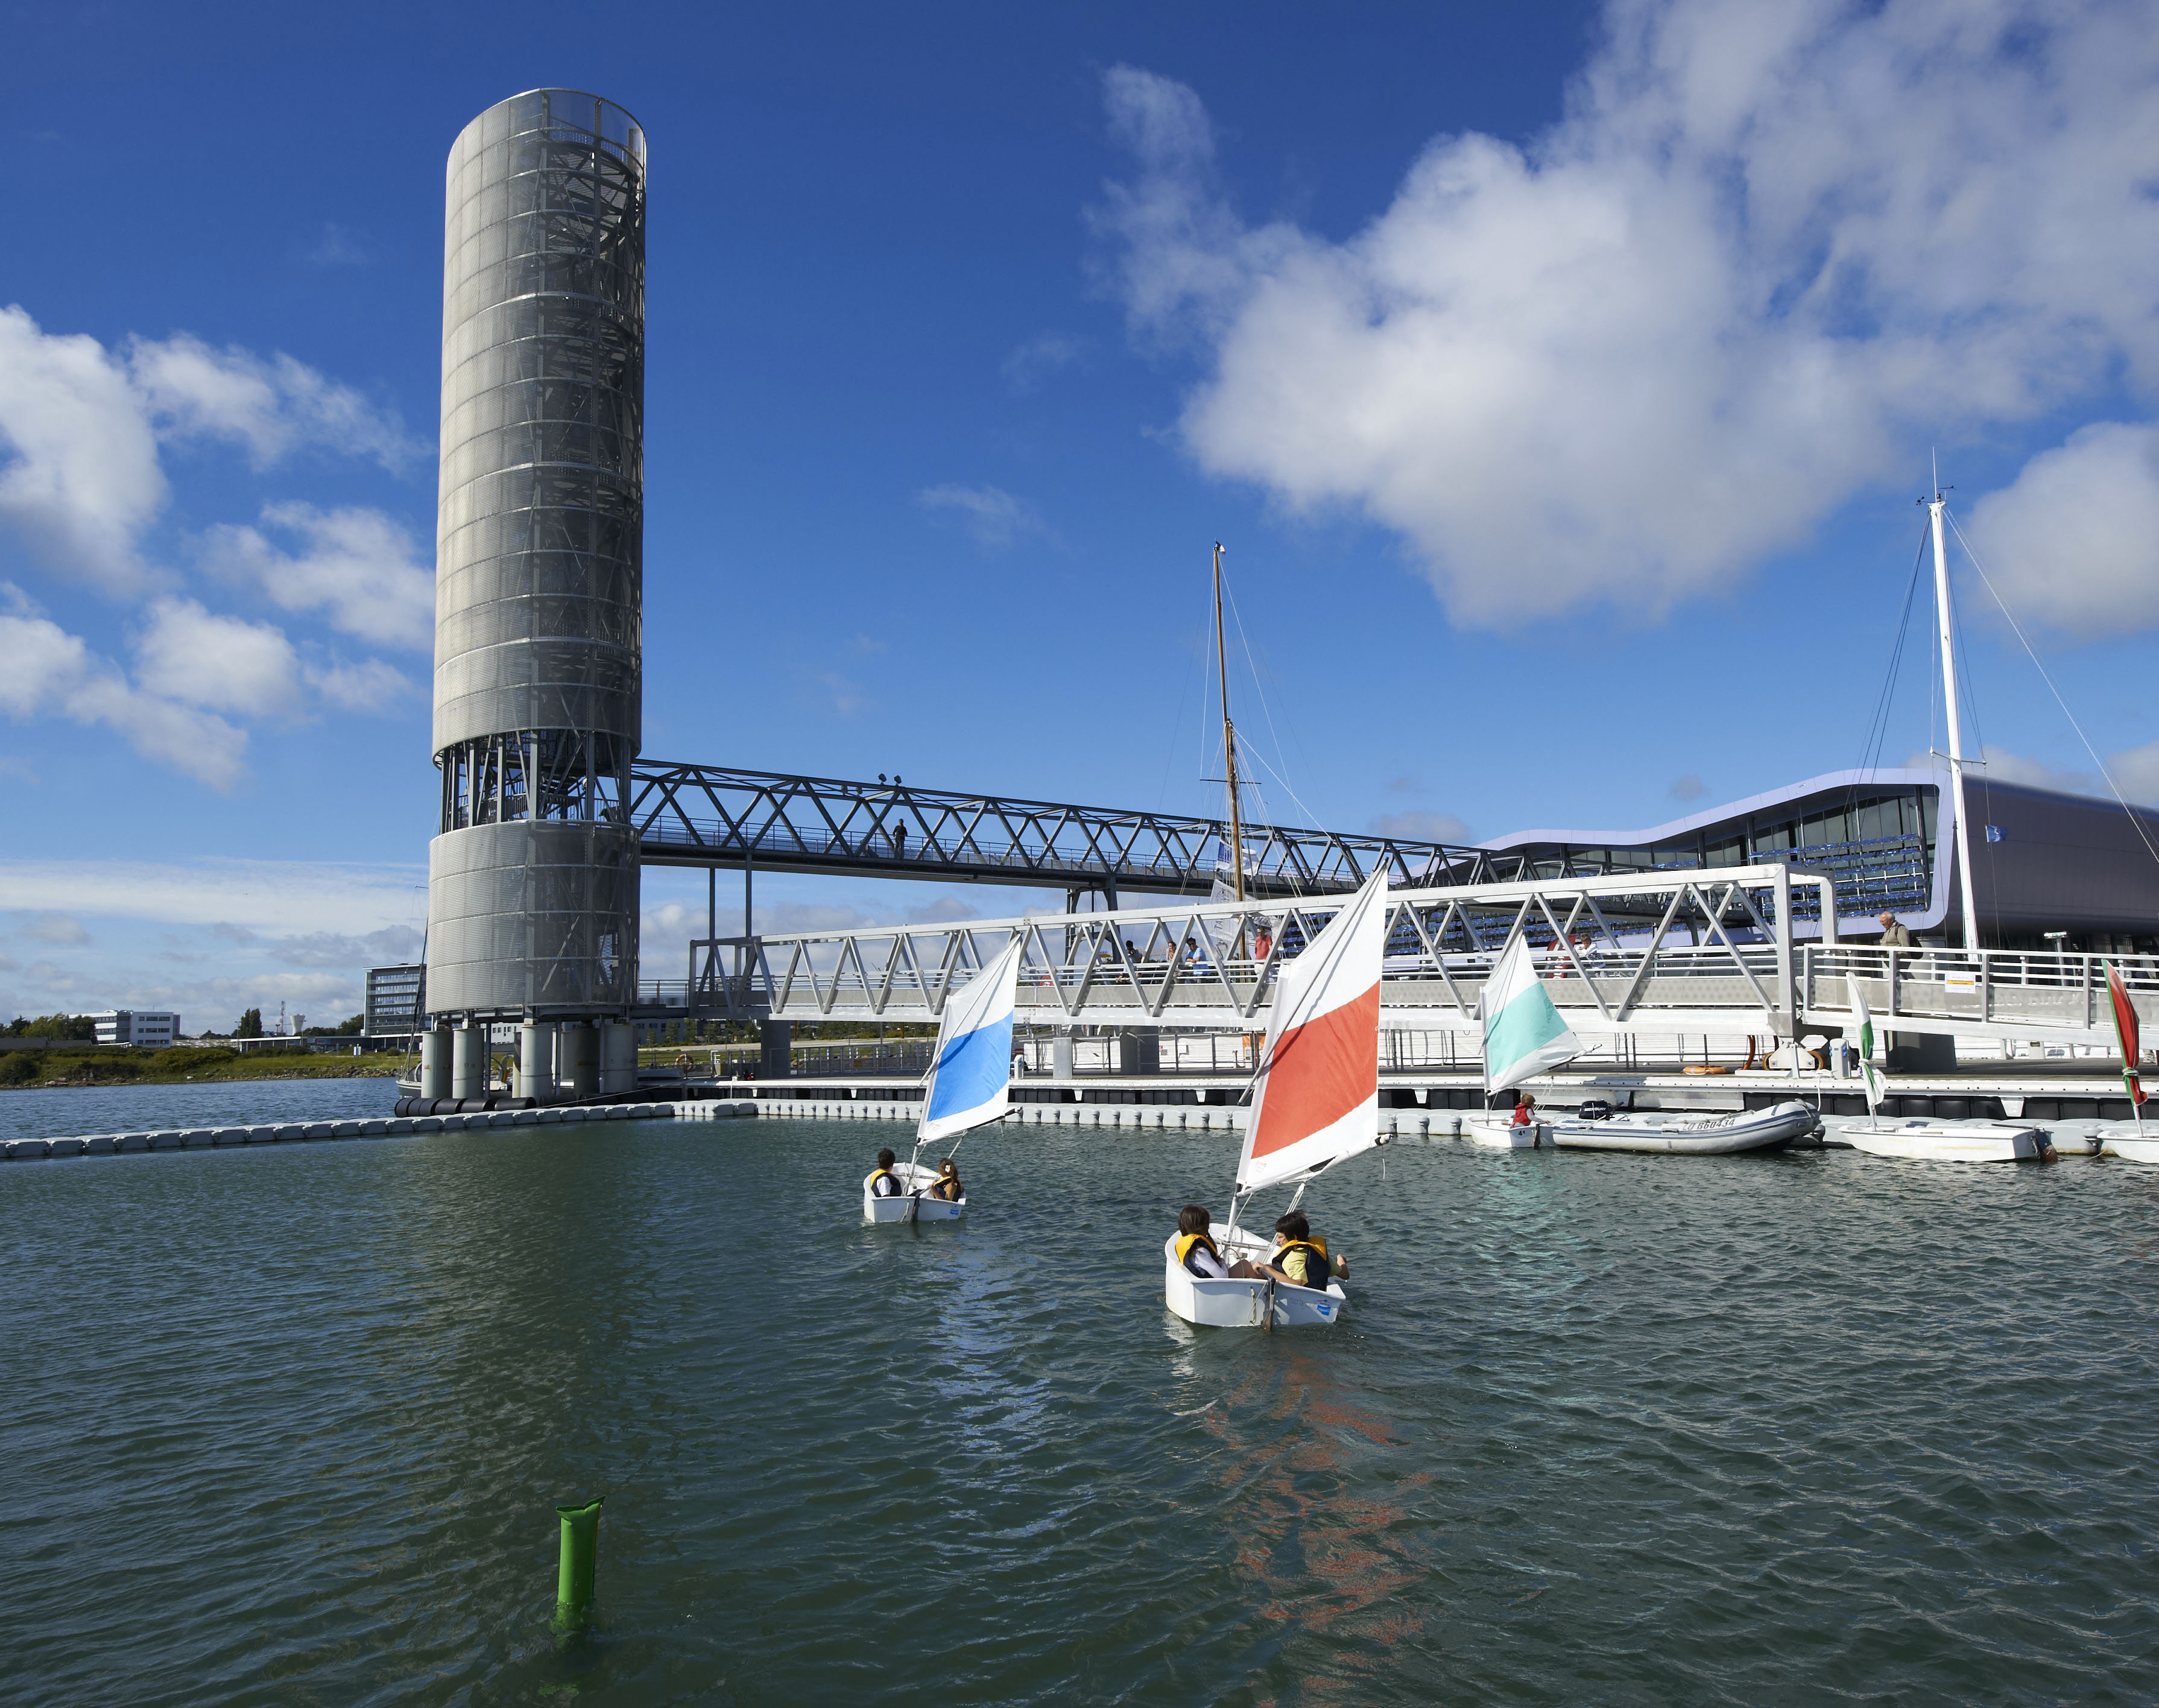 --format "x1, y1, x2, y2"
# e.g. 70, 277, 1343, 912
3, 0, 2157, 1031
